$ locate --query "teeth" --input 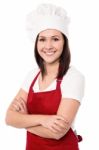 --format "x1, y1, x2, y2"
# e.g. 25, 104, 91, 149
45, 51, 55, 55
